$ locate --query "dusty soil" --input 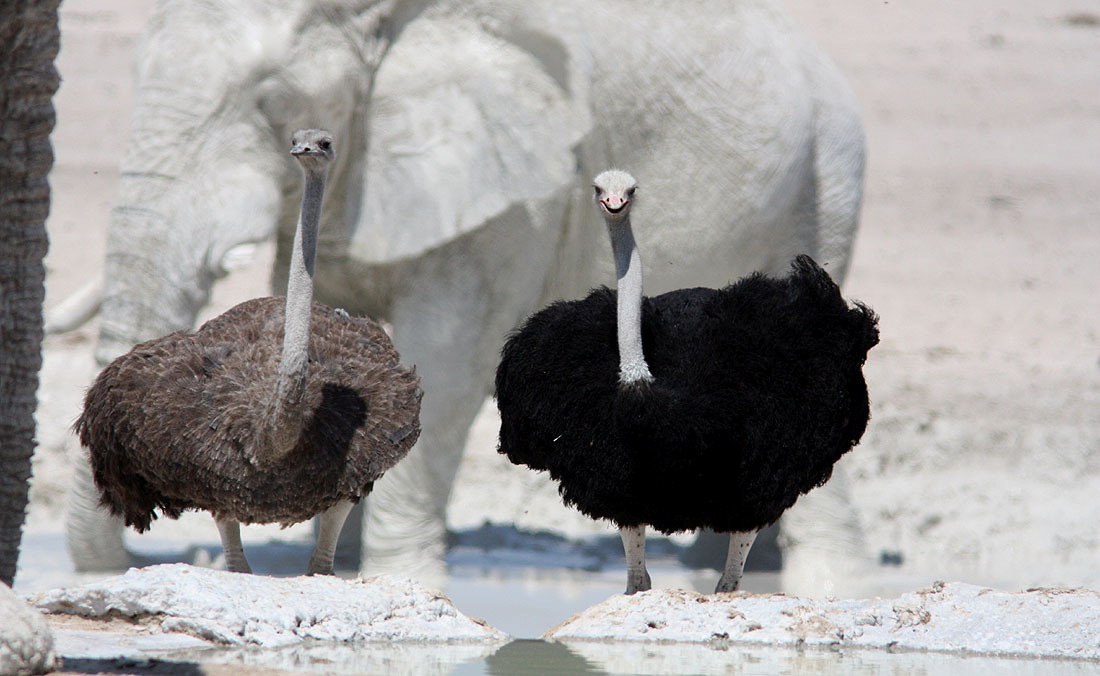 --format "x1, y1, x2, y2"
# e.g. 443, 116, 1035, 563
788, 0, 1100, 589
28, 0, 1100, 601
